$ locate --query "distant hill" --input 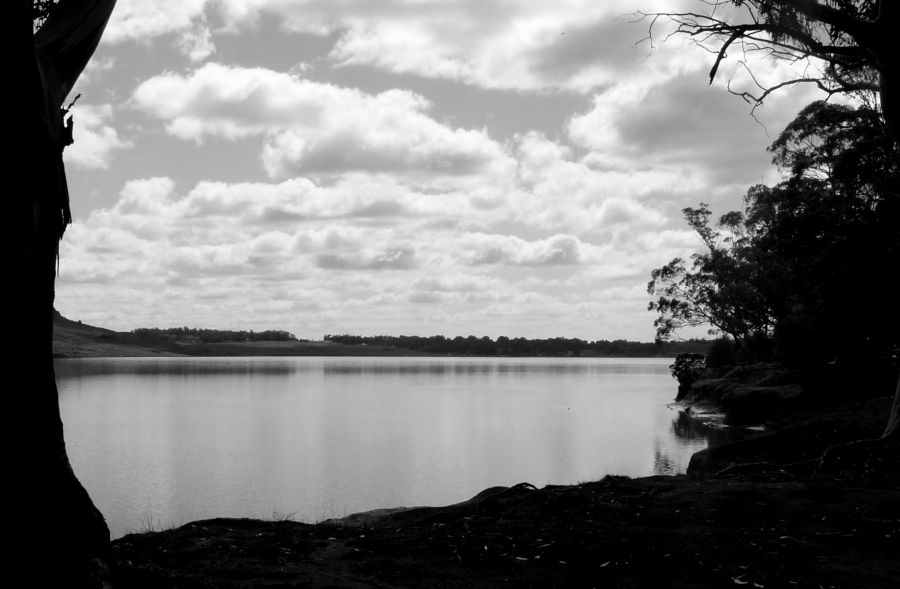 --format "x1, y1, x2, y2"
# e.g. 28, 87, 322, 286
52, 311, 421, 358
52, 310, 169, 358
